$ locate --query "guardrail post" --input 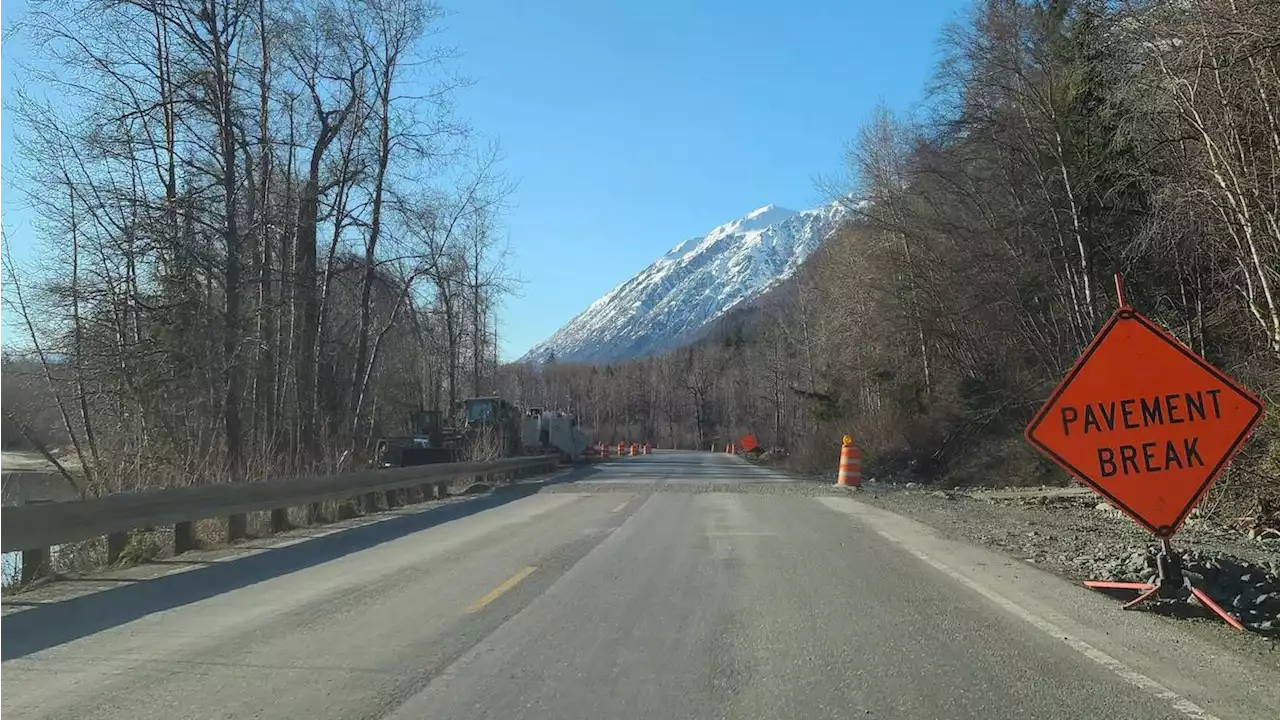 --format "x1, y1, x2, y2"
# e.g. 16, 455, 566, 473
362, 491, 379, 514
305, 502, 322, 525
384, 488, 399, 509
227, 513, 248, 542
270, 508, 290, 533
106, 531, 128, 565
436, 482, 450, 499
174, 520, 196, 554
20, 547, 50, 585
